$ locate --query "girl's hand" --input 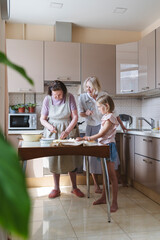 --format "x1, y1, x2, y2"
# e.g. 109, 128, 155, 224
60, 131, 69, 139
76, 136, 91, 141
86, 109, 93, 116
121, 126, 128, 132
83, 136, 91, 141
